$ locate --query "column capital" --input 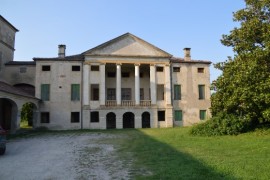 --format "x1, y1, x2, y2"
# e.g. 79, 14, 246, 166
116, 63, 122, 66
150, 64, 156, 66
84, 62, 91, 65
134, 63, 140, 66
100, 63, 106, 65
